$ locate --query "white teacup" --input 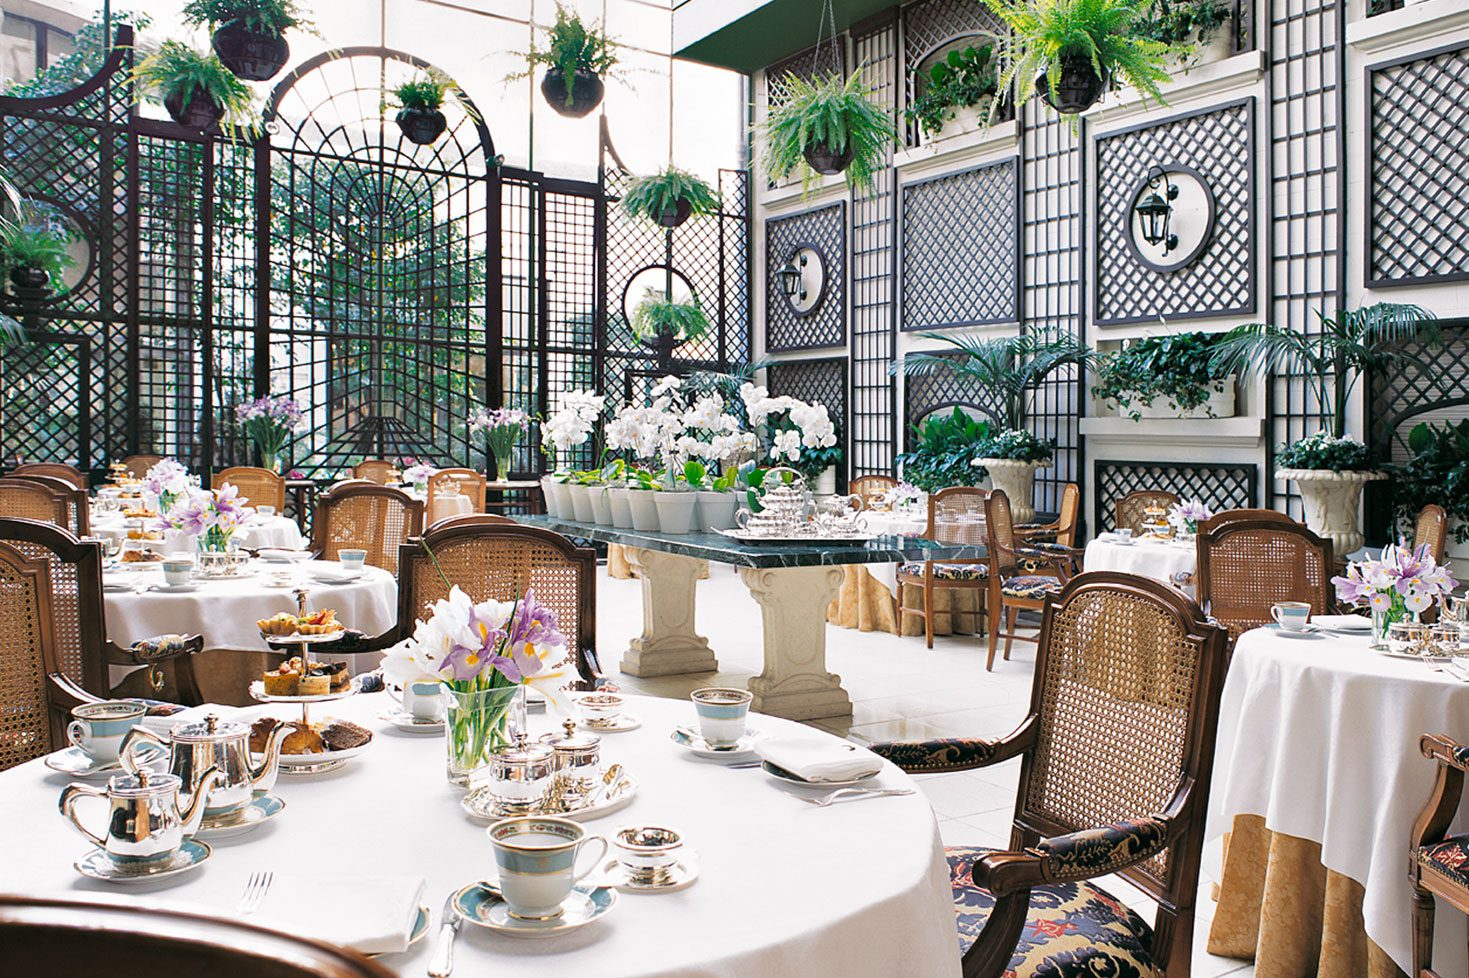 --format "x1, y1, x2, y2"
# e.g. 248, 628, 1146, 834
691, 687, 752, 748
256, 505, 276, 516
487, 816, 608, 919
338, 548, 367, 574
1271, 601, 1312, 631
390, 680, 446, 721
161, 558, 194, 588
1115, 527, 1133, 541
576, 692, 625, 726
67, 701, 147, 762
